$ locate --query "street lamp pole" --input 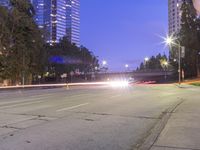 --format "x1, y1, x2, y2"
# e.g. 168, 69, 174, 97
165, 36, 182, 86
125, 64, 129, 72
144, 57, 149, 71
163, 61, 168, 80
102, 60, 107, 73
22, 52, 25, 86
178, 41, 181, 85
